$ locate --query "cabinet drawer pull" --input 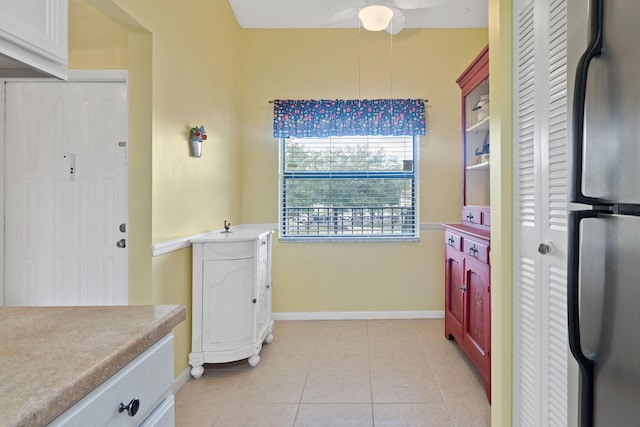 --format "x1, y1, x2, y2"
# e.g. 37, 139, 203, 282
118, 398, 140, 417
448, 236, 455, 246
461, 285, 467, 291
252, 298, 257, 303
